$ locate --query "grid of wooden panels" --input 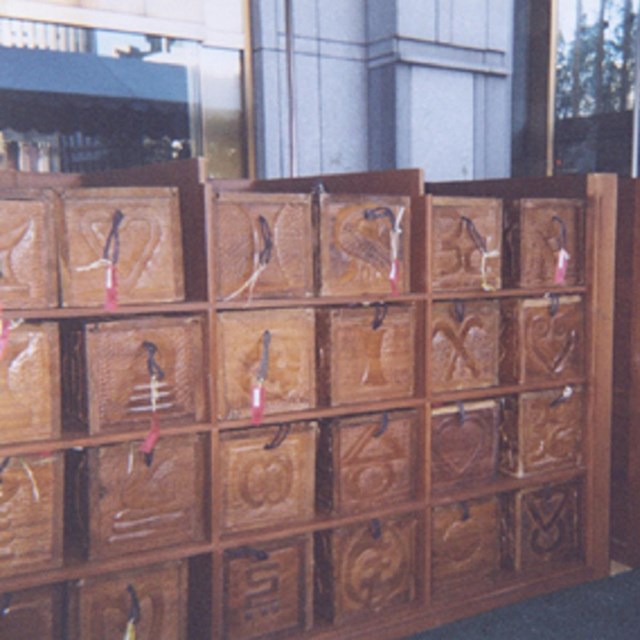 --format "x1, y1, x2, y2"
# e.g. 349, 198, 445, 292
0, 161, 616, 640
